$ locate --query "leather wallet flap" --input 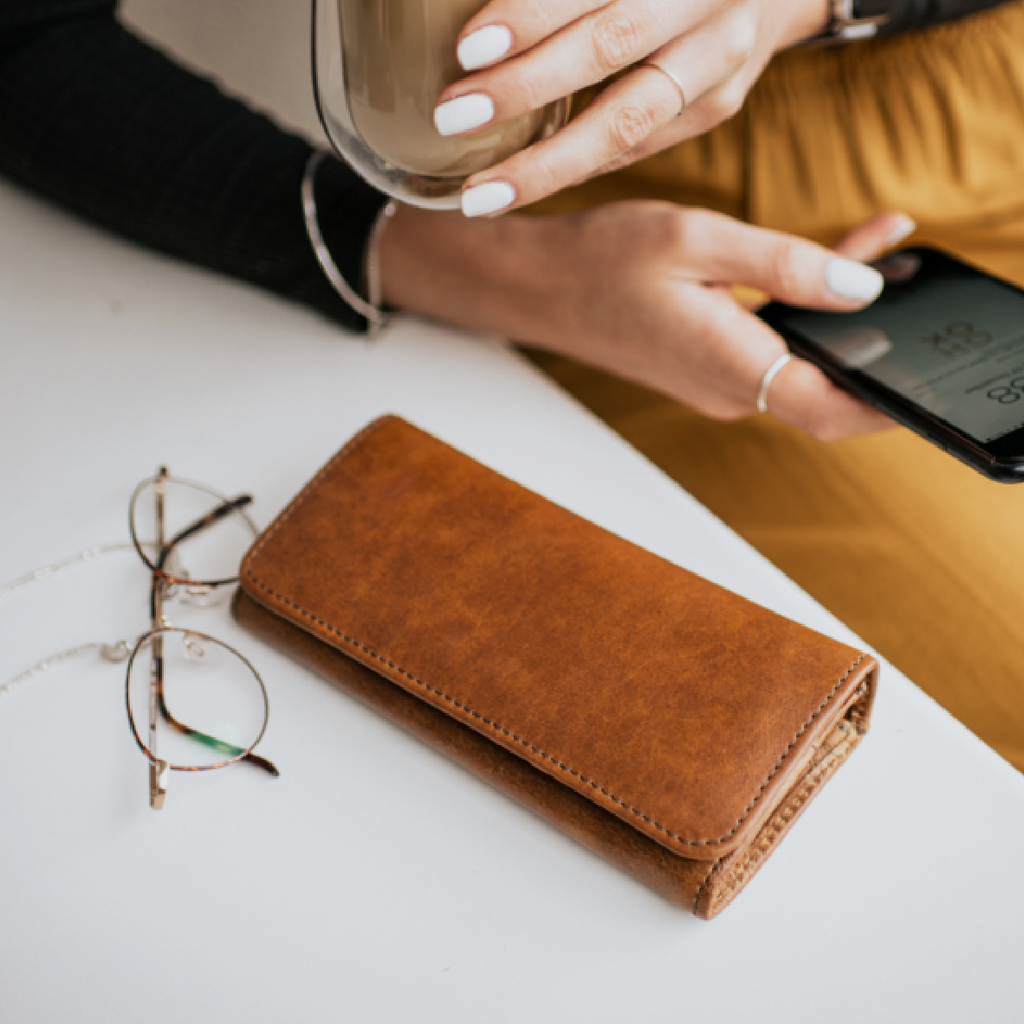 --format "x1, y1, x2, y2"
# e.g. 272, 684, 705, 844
240, 416, 877, 861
